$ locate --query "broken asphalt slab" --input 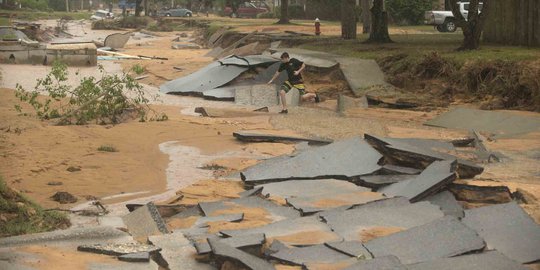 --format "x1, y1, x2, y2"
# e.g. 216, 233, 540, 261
462, 202, 540, 263
425, 107, 540, 138
208, 239, 275, 270
364, 216, 485, 264
193, 213, 244, 228
198, 196, 299, 221
406, 251, 527, 270
233, 131, 332, 145
201, 86, 236, 101
364, 134, 483, 179
378, 160, 457, 202
118, 252, 151, 263
324, 241, 372, 259
241, 137, 382, 185
194, 233, 266, 255
218, 55, 277, 67
220, 216, 342, 246
269, 244, 352, 266
320, 201, 444, 242
424, 190, 464, 218
103, 32, 131, 49
77, 243, 160, 256
149, 231, 213, 270
160, 61, 246, 95
234, 84, 279, 107
335, 57, 388, 97
355, 174, 417, 188
0, 226, 131, 247
342, 255, 406, 270
256, 179, 384, 215
269, 48, 339, 70
122, 202, 169, 240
